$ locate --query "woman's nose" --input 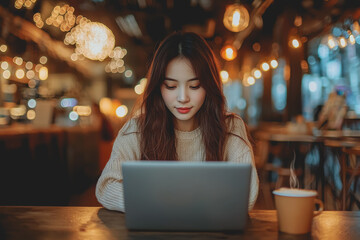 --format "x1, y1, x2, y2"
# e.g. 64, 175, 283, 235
177, 87, 189, 103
